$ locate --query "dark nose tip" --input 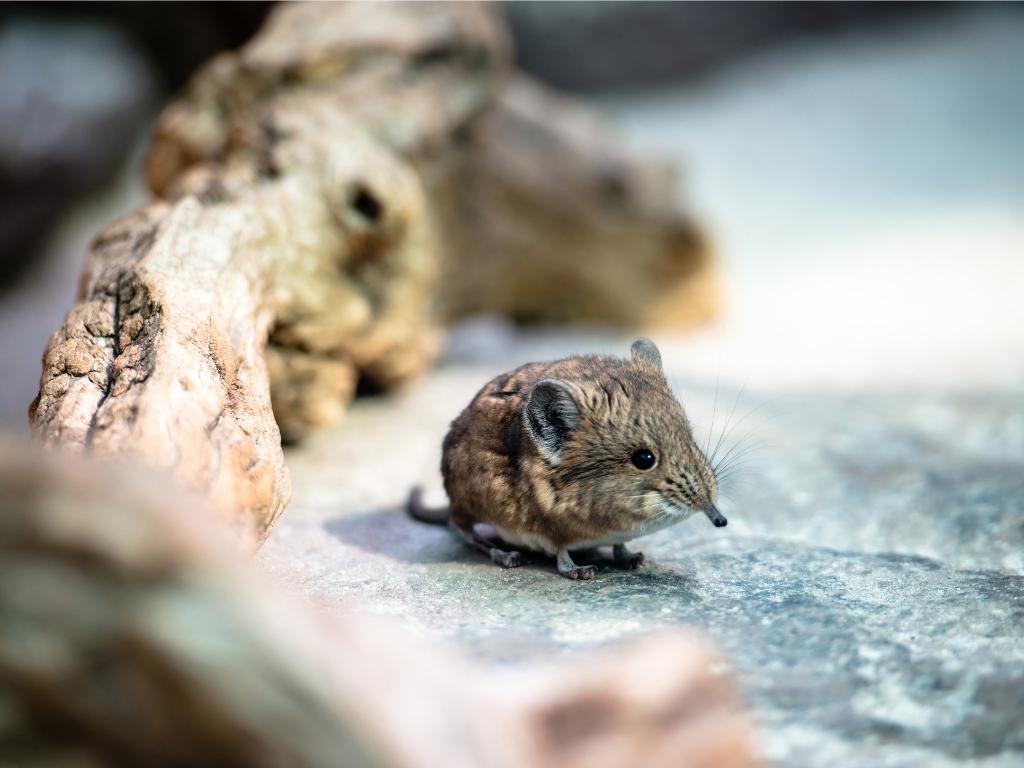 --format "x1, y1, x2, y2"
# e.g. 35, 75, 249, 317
703, 502, 728, 529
